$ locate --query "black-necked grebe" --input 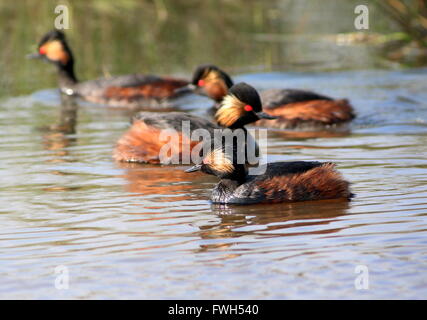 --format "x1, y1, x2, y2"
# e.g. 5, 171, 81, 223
29, 30, 190, 110
186, 65, 355, 129
113, 82, 276, 163
185, 146, 353, 205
